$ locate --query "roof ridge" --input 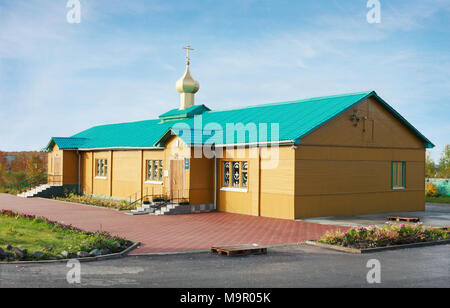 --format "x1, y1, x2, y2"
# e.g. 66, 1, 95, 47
53, 137, 89, 140
75, 118, 162, 131
206, 91, 374, 114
